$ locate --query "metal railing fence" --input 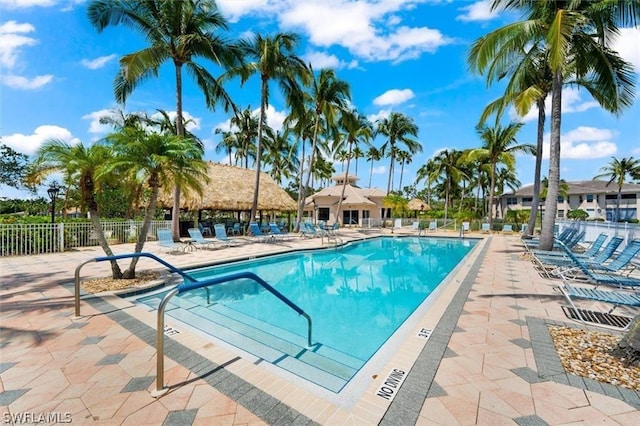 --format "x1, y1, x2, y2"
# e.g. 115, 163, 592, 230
0, 220, 171, 257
